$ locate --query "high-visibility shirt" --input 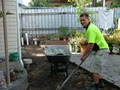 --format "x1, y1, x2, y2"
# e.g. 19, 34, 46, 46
84, 23, 109, 49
